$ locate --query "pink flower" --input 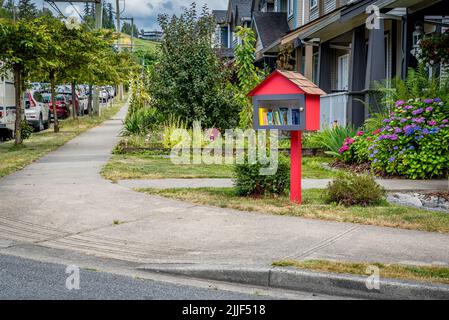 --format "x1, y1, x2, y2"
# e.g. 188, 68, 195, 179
339, 145, 349, 154
356, 131, 364, 137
